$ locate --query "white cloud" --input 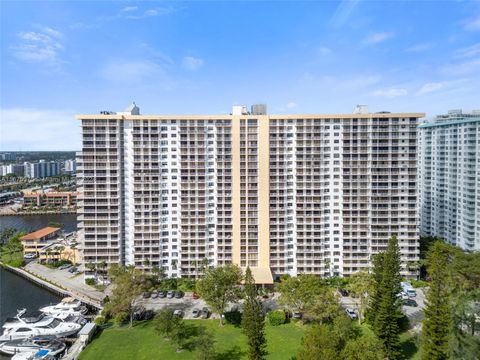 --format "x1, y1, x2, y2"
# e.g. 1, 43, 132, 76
317, 46, 332, 56
405, 42, 434, 52
286, 102, 298, 109
120, 6, 138, 13
182, 56, 204, 71
417, 82, 444, 95
330, 0, 360, 28
99, 59, 166, 83
0, 108, 80, 151
464, 15, 480, 31
454, 43, 480, 59
373, 88, 407, 98
441, 58, 480, 76
363, 32, 393, 45
11, 27, 64, 64
416, 79, 469, 96
116, 6, 178, 20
